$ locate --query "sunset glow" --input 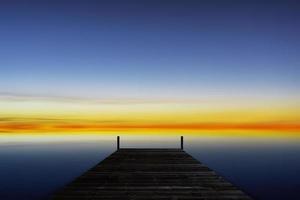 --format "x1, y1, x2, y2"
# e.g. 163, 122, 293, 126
1, 94, 299, 136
